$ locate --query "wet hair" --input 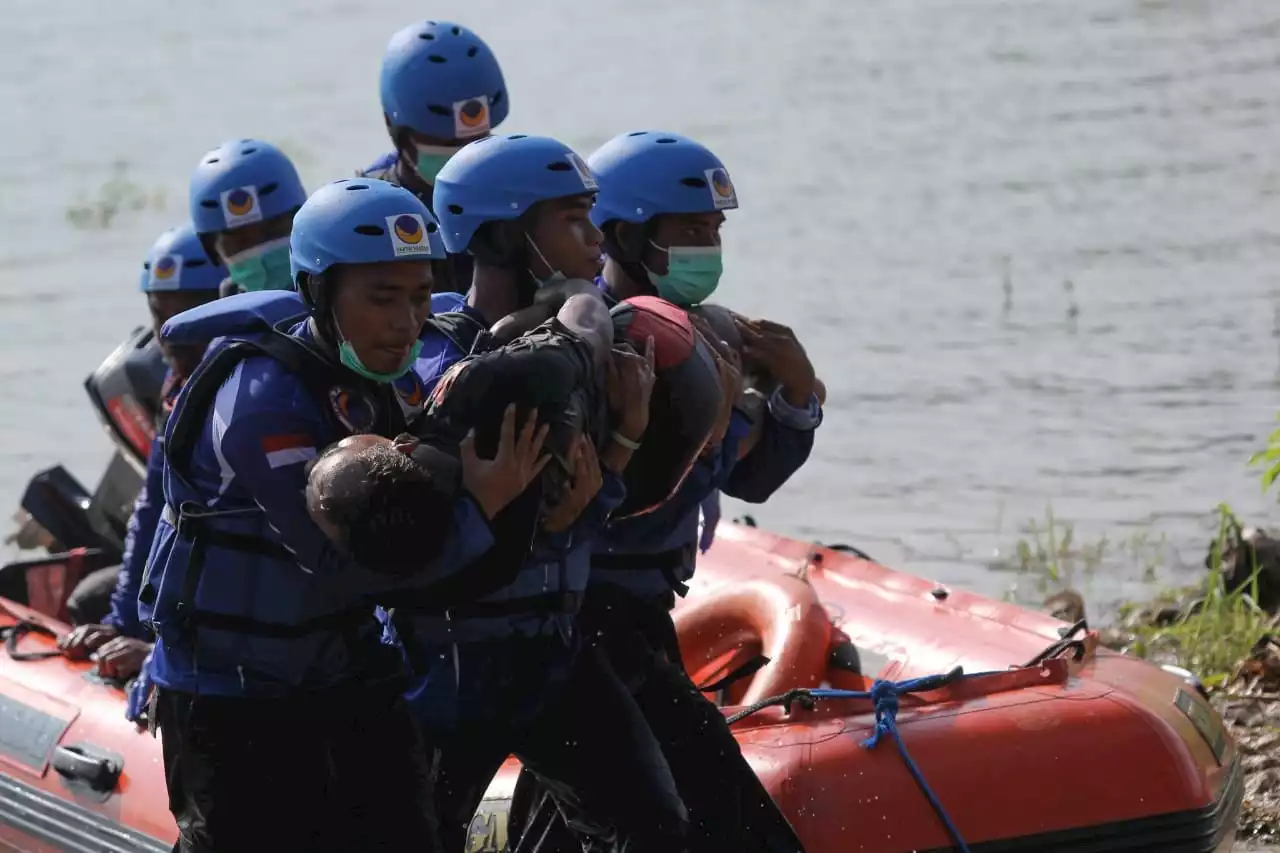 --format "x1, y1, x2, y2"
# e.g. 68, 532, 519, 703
311, 442, 459, 576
